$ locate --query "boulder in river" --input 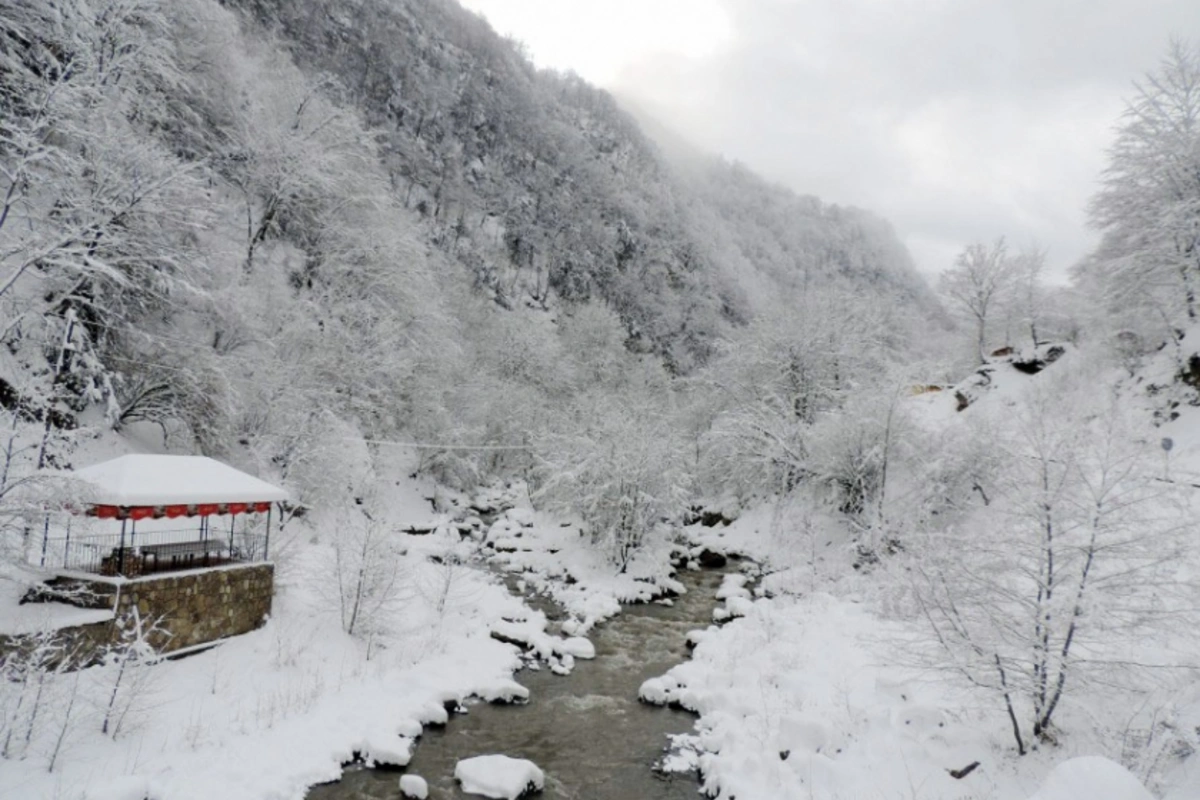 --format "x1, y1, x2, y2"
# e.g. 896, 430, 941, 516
454, 754, 545, 799
399, 774, 428, 799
